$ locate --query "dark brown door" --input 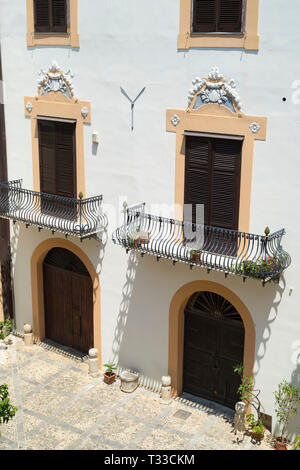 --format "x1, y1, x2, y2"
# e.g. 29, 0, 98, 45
43, 248, 93, 354
38, 119, 76, 218
183, 291, 244, 409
